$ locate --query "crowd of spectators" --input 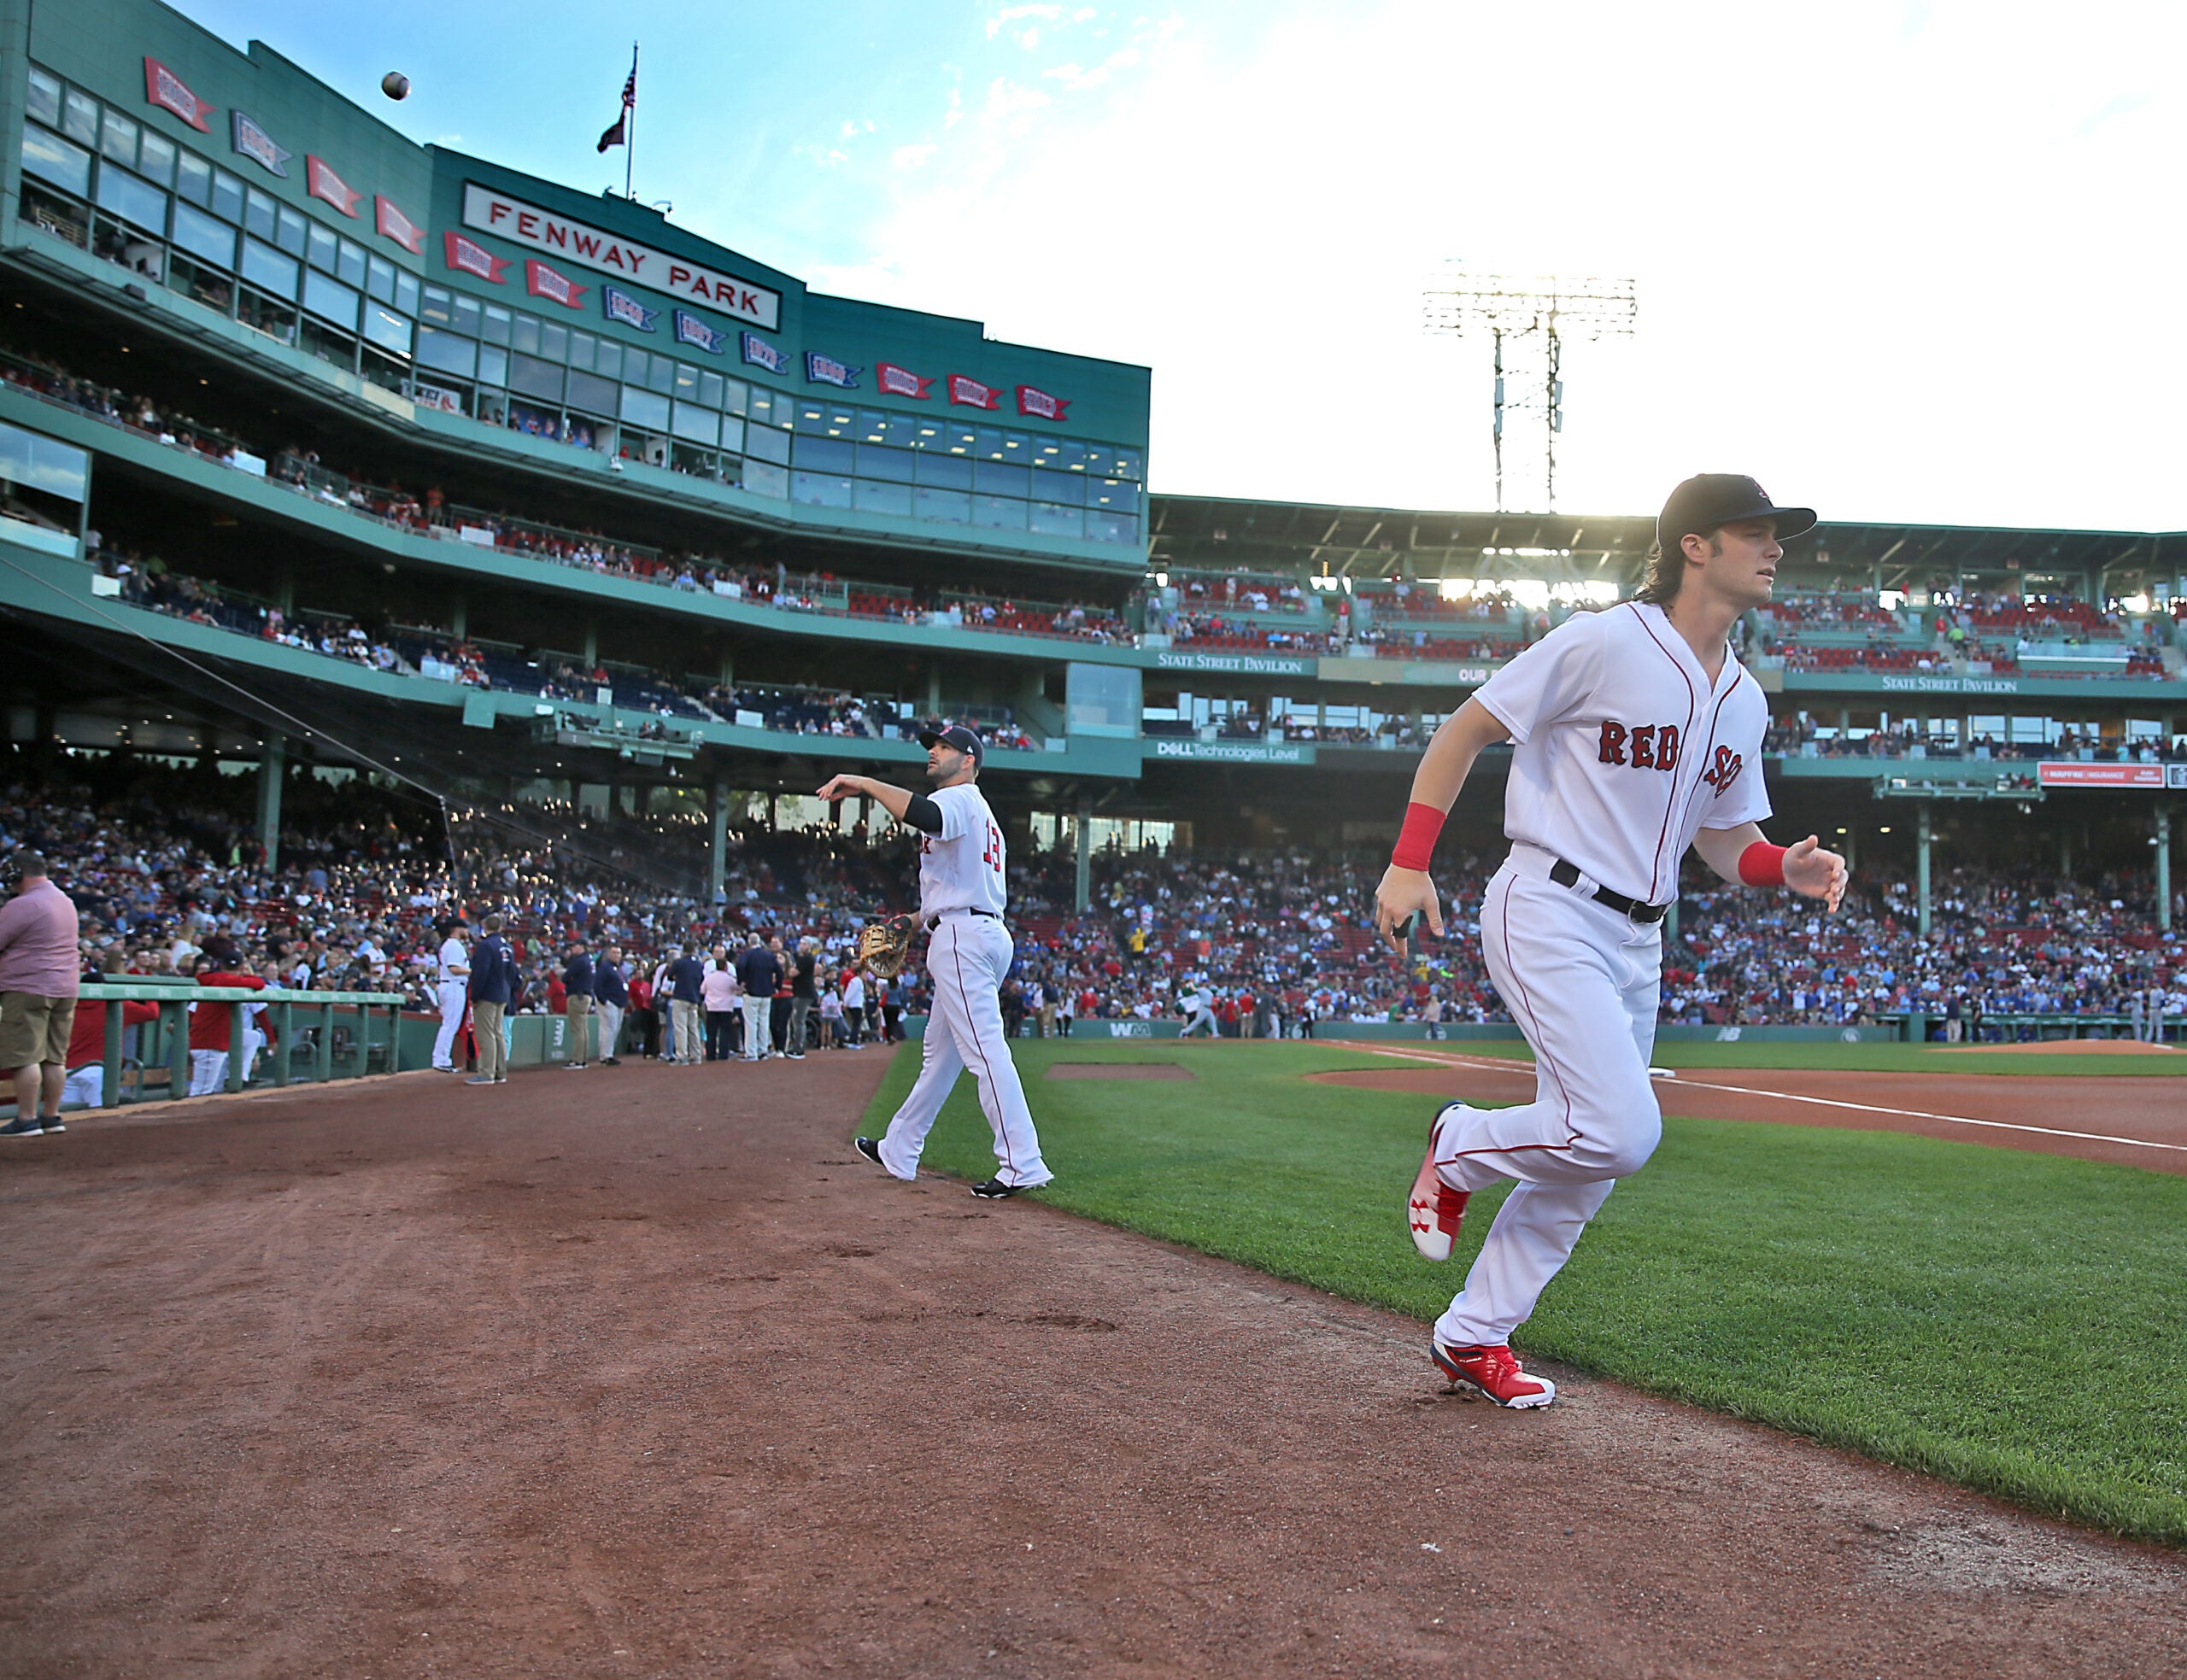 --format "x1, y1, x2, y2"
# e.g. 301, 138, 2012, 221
2, 748, 2180, 1079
